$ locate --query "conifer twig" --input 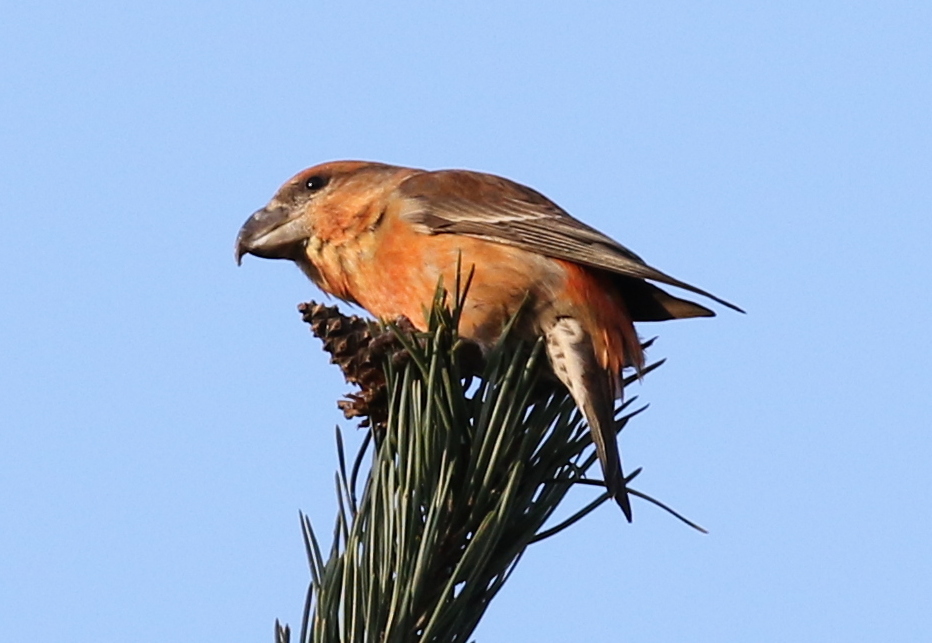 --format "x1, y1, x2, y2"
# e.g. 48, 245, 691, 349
277, 290, 701, 642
